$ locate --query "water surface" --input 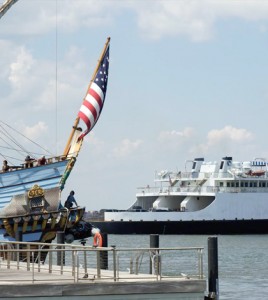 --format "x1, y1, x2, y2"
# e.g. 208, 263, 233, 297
91, 234, 268, 300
